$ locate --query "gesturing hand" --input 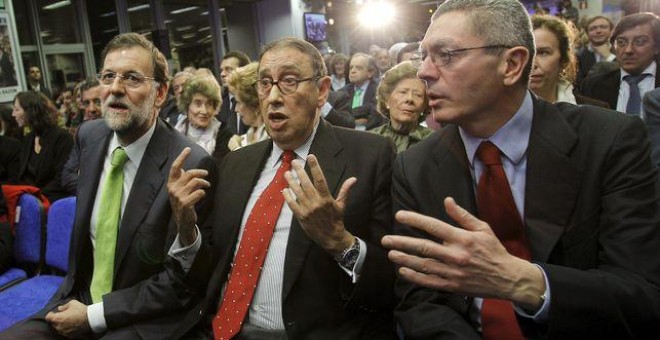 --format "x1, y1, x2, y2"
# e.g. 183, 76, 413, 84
382, 197, 545, 310
283, 154, 356, 256
167, 147, 210, 246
